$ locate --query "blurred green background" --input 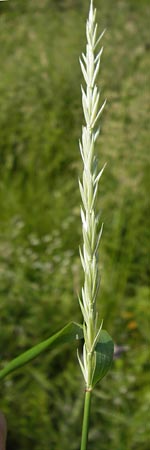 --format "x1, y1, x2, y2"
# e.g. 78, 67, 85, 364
0, 0, 149, 449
